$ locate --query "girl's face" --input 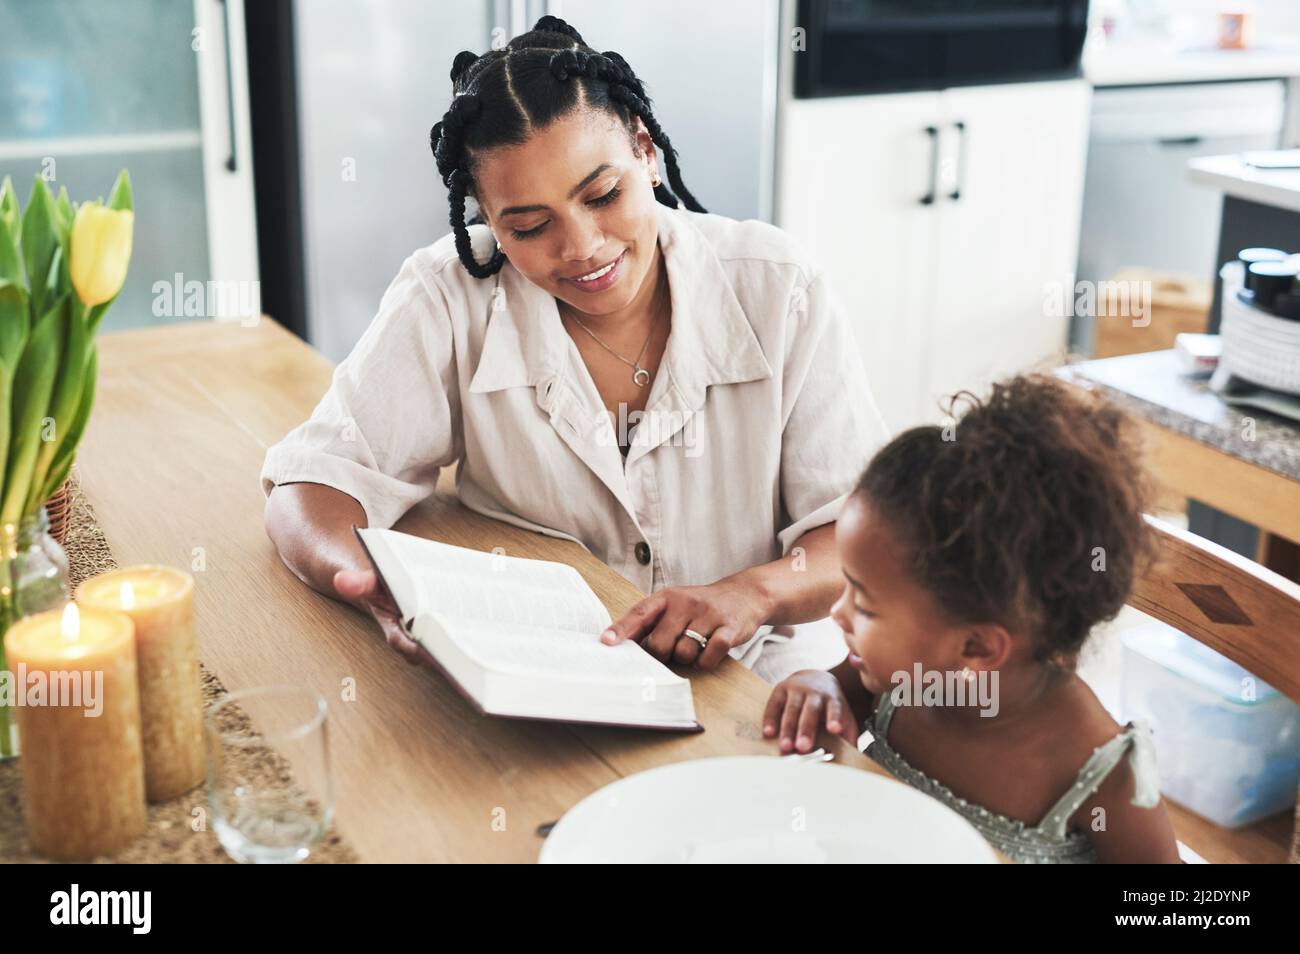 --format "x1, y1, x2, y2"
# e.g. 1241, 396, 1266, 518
831, 494, 964, 695
472, 109, 662, 318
